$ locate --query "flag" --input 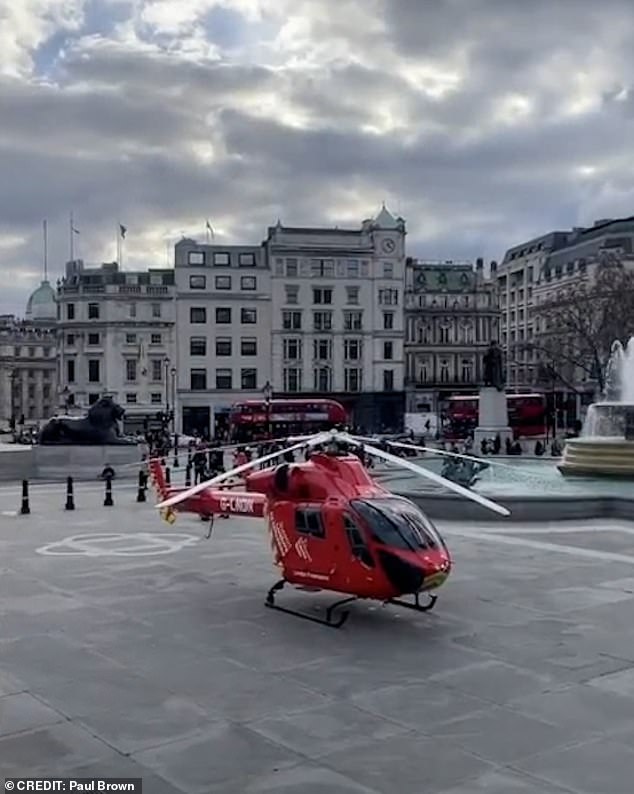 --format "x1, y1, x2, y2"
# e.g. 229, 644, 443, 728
72, 225, 80, 235
206, 219, 212, 231
120, 224, 127, 238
